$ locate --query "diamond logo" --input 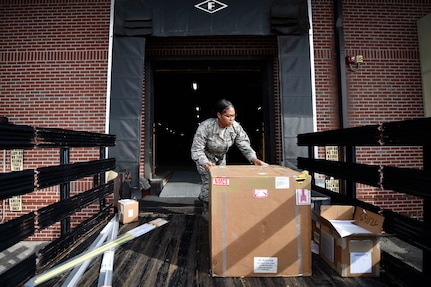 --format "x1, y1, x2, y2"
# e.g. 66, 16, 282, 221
195, 0, 228, 14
